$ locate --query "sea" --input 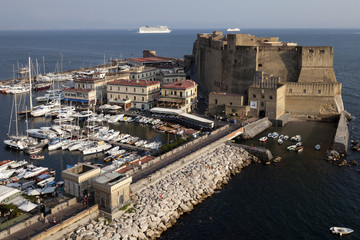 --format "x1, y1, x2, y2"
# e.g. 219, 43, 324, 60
1, 28, 360, 239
